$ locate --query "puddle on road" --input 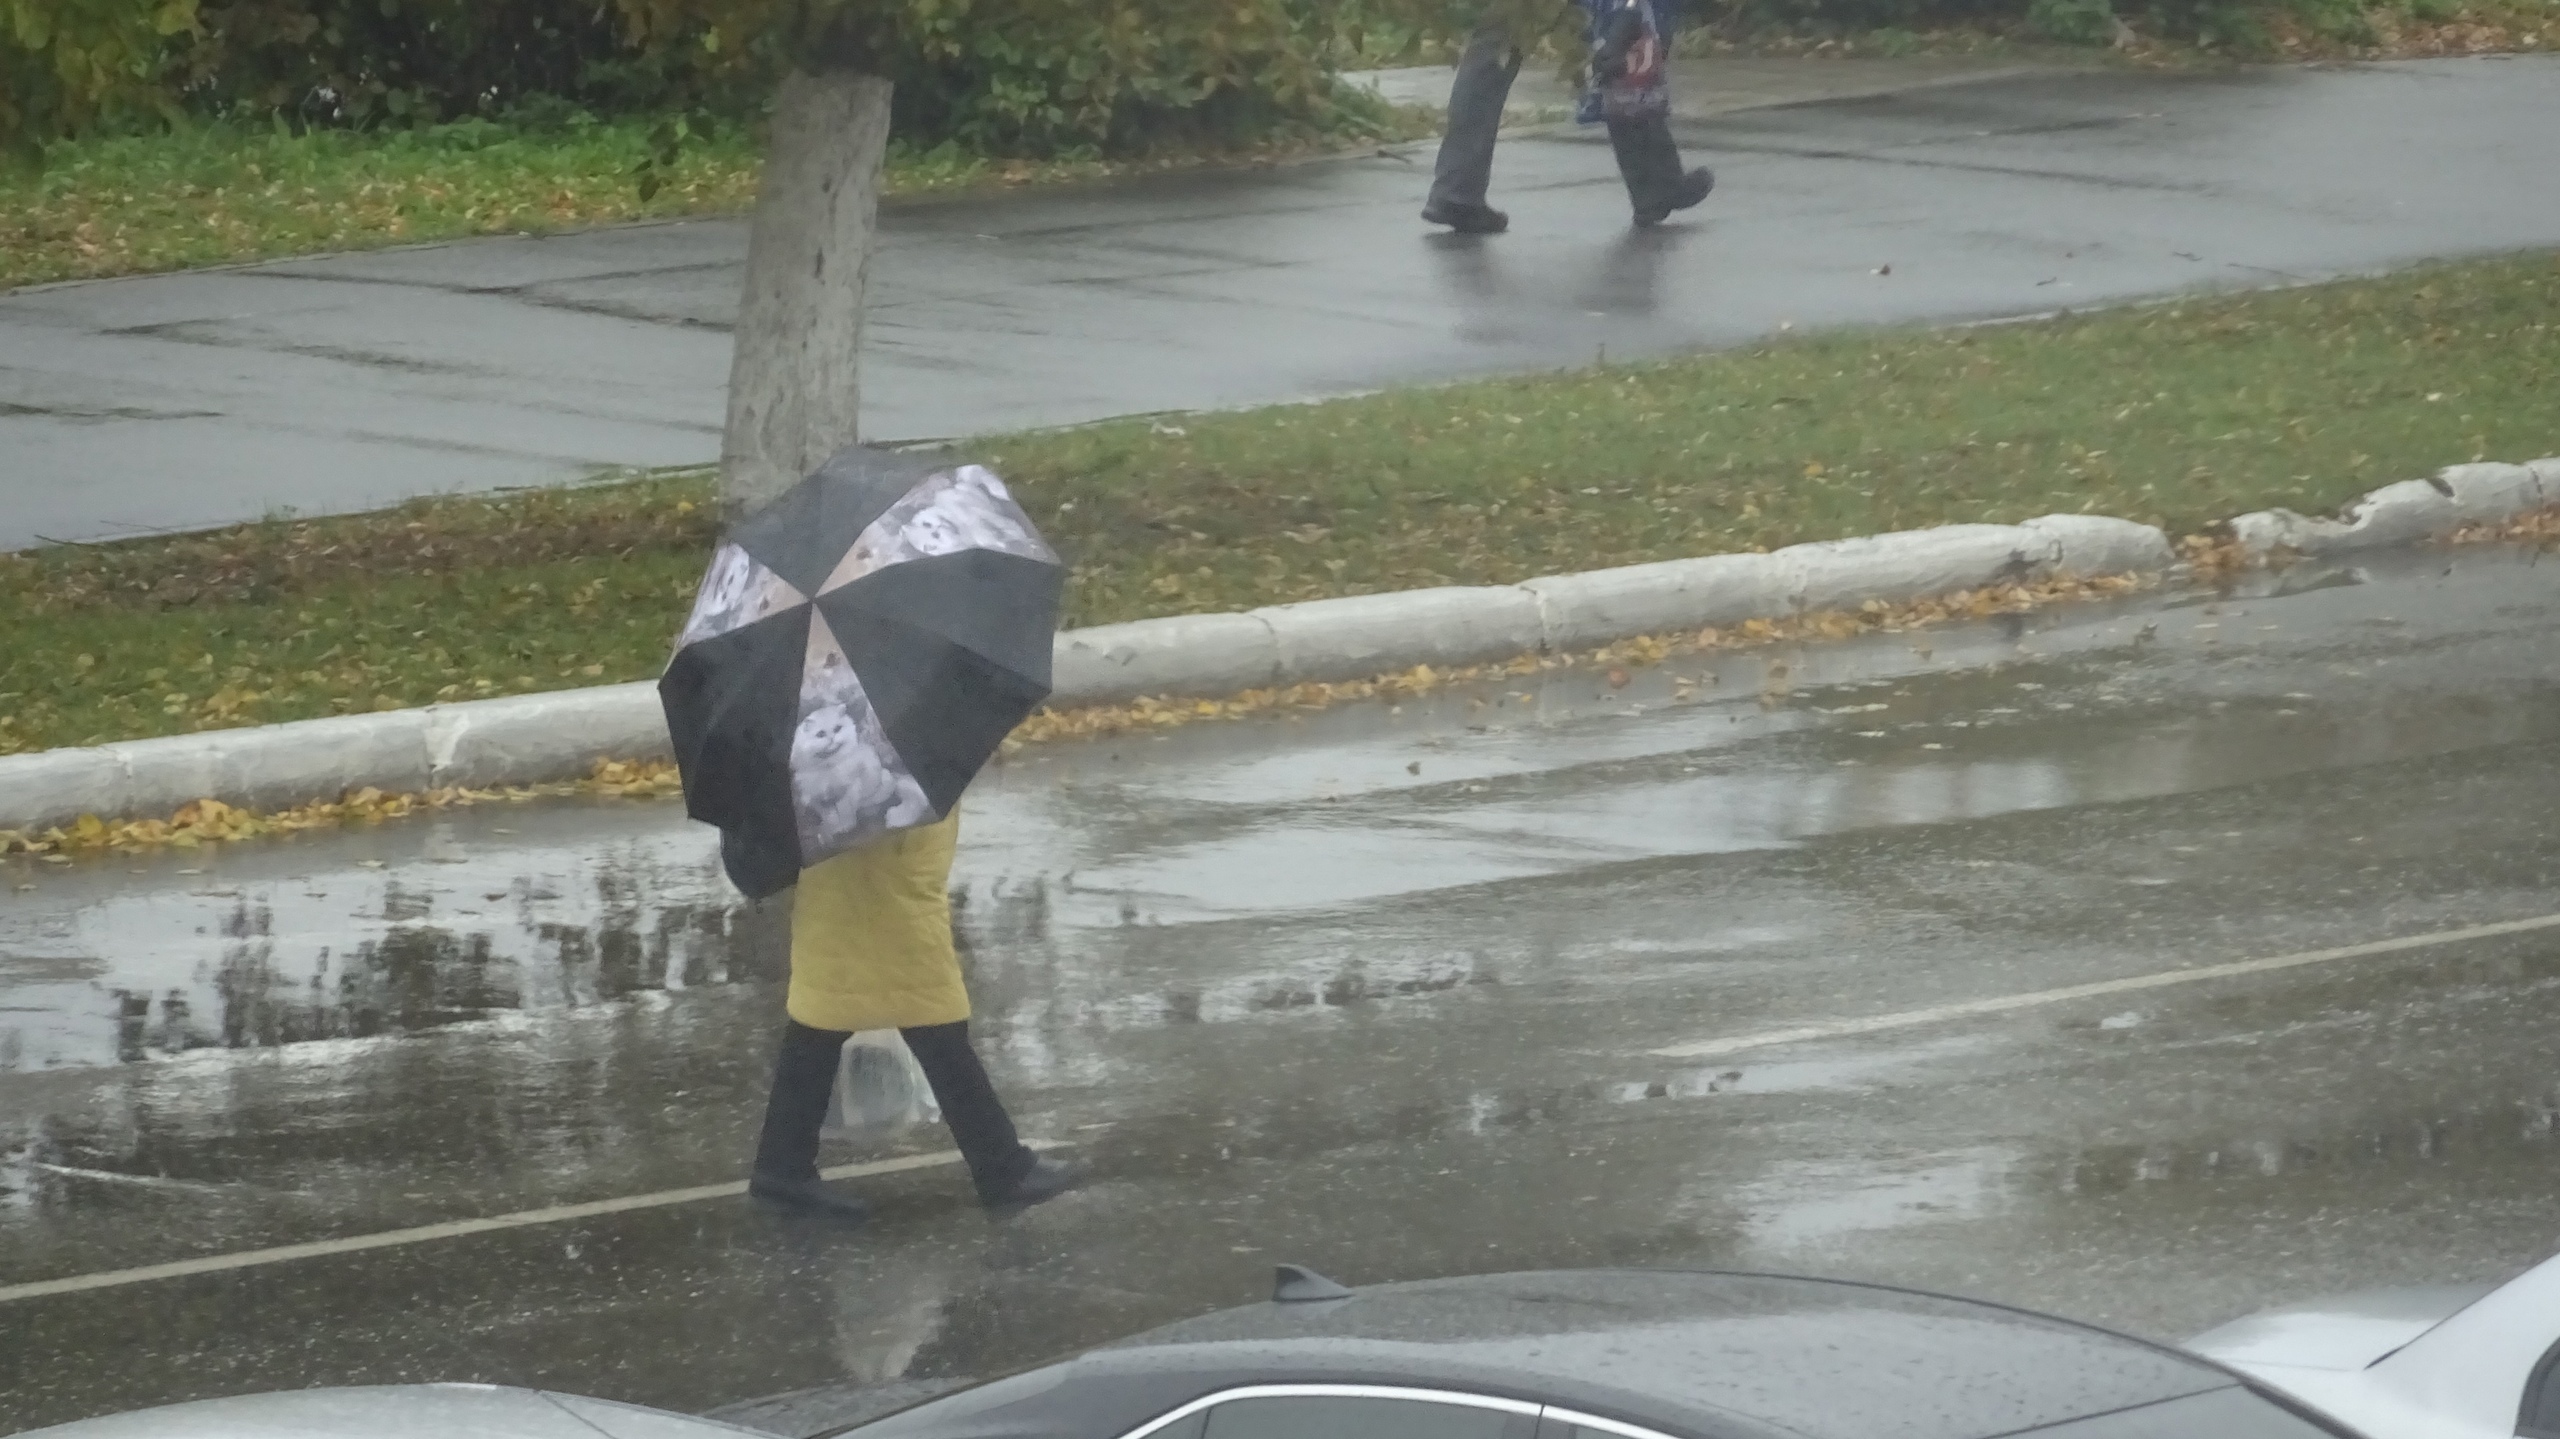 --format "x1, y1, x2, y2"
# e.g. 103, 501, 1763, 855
5, 543, 2557, 1080
1730, 1146, 2017, 1251
0, 810, 1070, 1074
0, 816, 748, 1072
